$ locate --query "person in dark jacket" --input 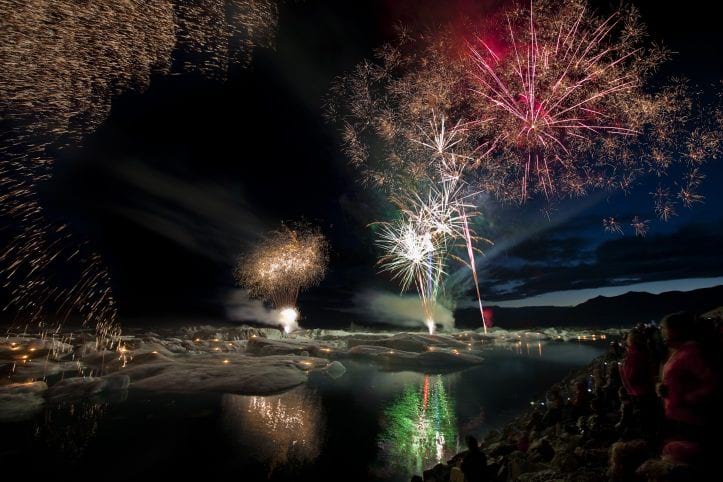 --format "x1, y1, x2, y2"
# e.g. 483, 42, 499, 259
461, 435, 487, 482
569, 380, 591, 419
